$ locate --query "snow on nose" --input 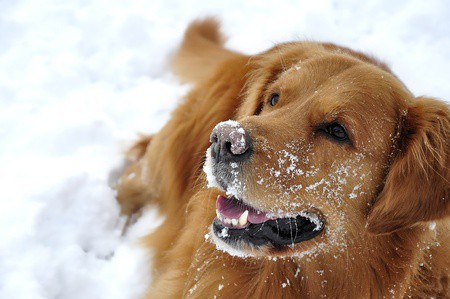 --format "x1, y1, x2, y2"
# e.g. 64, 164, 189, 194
210, 120, 252, 161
